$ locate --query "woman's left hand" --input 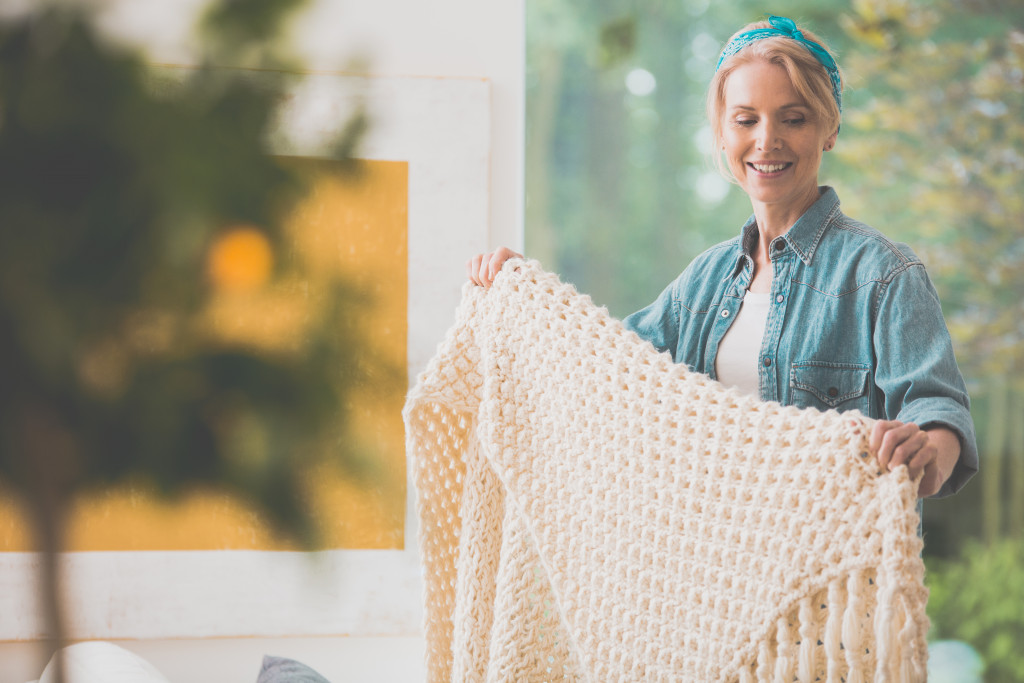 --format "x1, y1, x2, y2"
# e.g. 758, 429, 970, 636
870, 420, 961, 498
